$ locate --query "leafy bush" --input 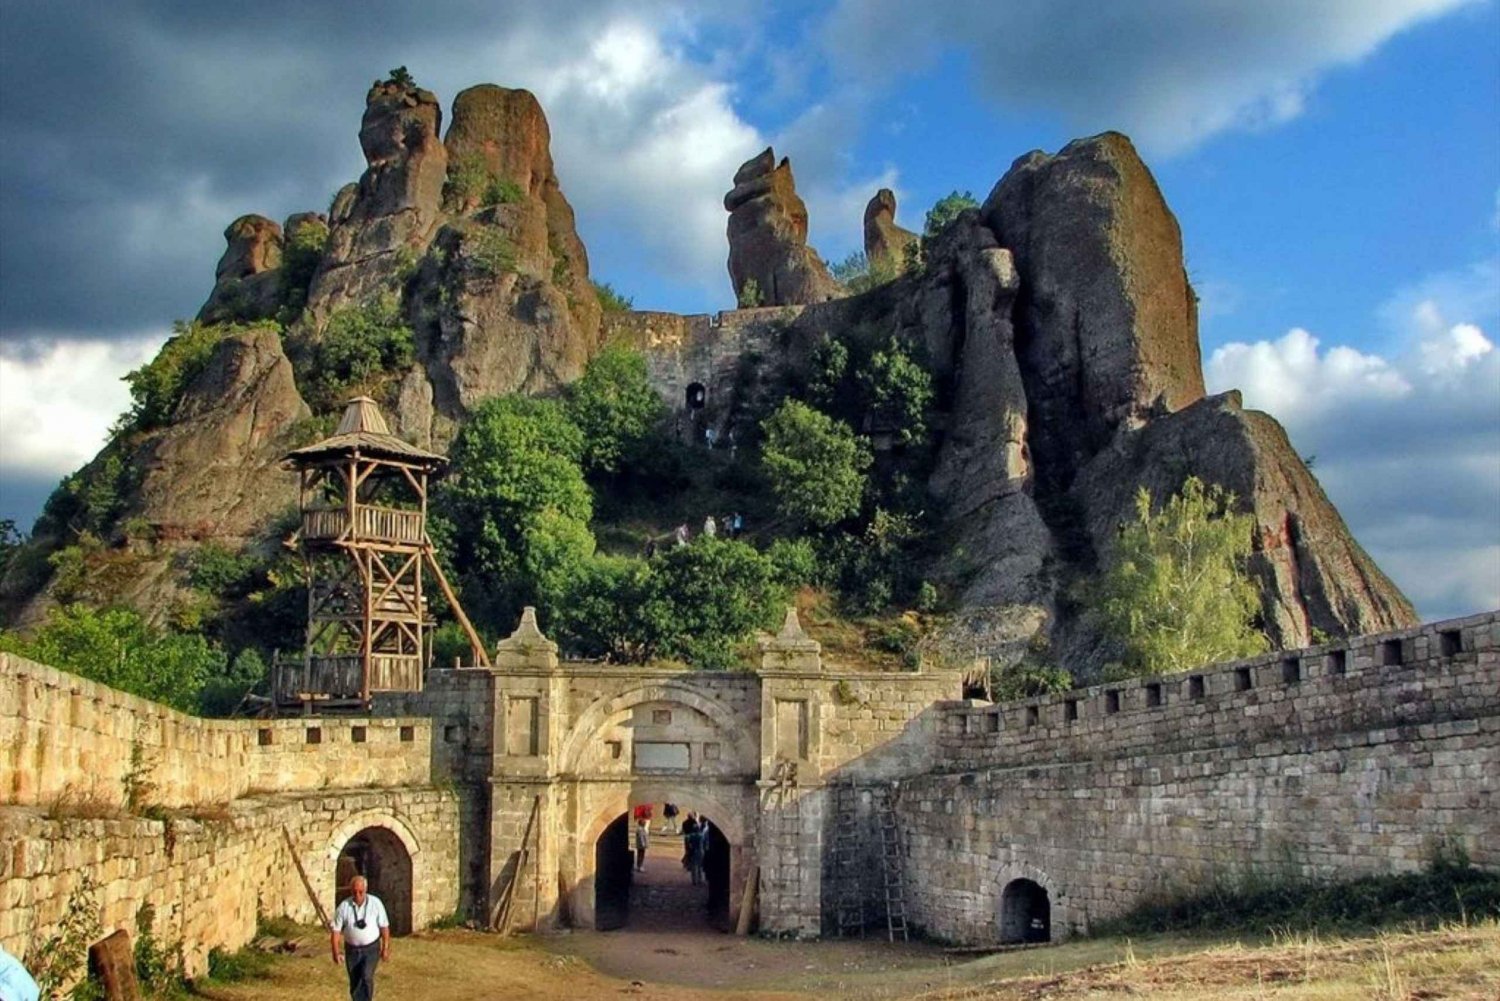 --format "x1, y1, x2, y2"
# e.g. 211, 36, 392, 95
122, 321, 235, 432
829, 251, 897, 294
593, 281, 634, 312
737, 277, 764, 308
1088, 476, 1268, 677
205, 945, 275, 983
278, 218, 330, 316
445, 153, 524, 212
0, 604, 227, 713
766, 538, 820, 590
465, 225, 517, 277
185, 543, 260, 598
858, 337, 934, 444
29, 872, 100, 1000
551, 553, 654, 661
760, 400, 871, 529
310, 294, 414, 403
563, 346, 666, 476
923, 190, 979, 237
484, 177, 524, 207
386, 66, 416, 90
